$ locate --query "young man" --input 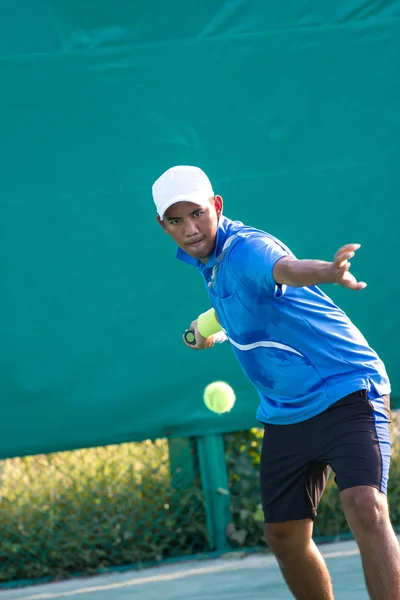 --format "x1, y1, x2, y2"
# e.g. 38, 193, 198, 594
152, 165, 400, 600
